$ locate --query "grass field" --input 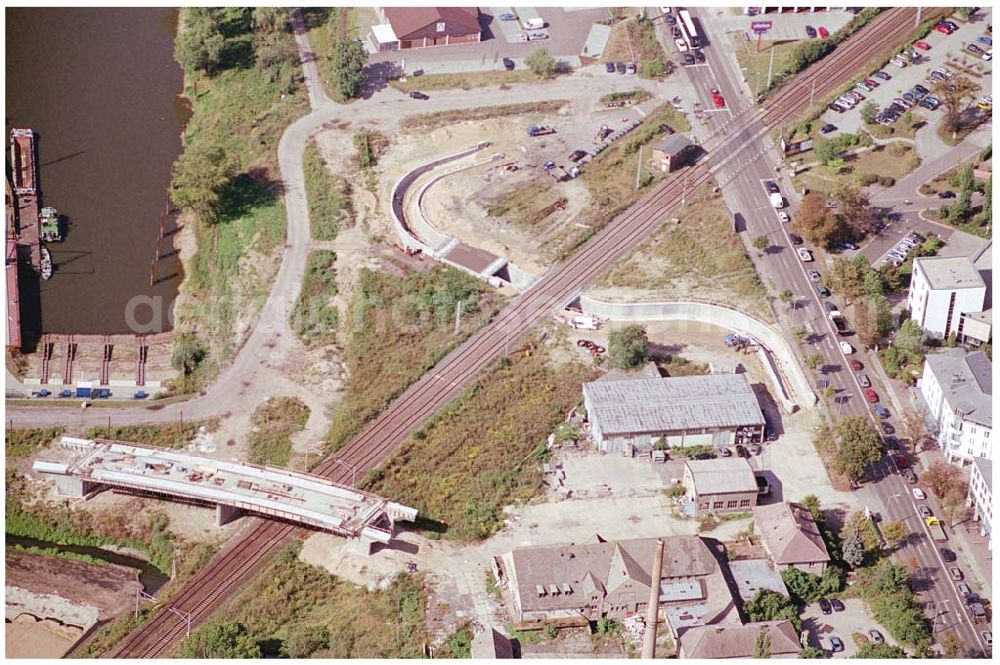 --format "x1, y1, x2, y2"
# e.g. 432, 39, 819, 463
391, 69, 543, 93
83, 420, 221, 450
180, 545, 428, 658
247, 397, 311, 467
729, 33, 800, 99
5, 427, 63, 459
303, 141, 353, 241
291, 251, 340, 347
597, 183, 772, 318
323, 265, 500, 456
399, 100, 569, 134
793, 142, 921, 198
364, 347, 597, 541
